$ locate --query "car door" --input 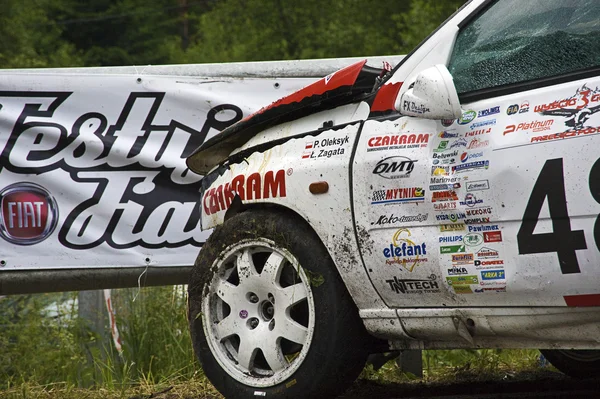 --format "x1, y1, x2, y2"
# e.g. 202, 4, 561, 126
353, 0, 600, 308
